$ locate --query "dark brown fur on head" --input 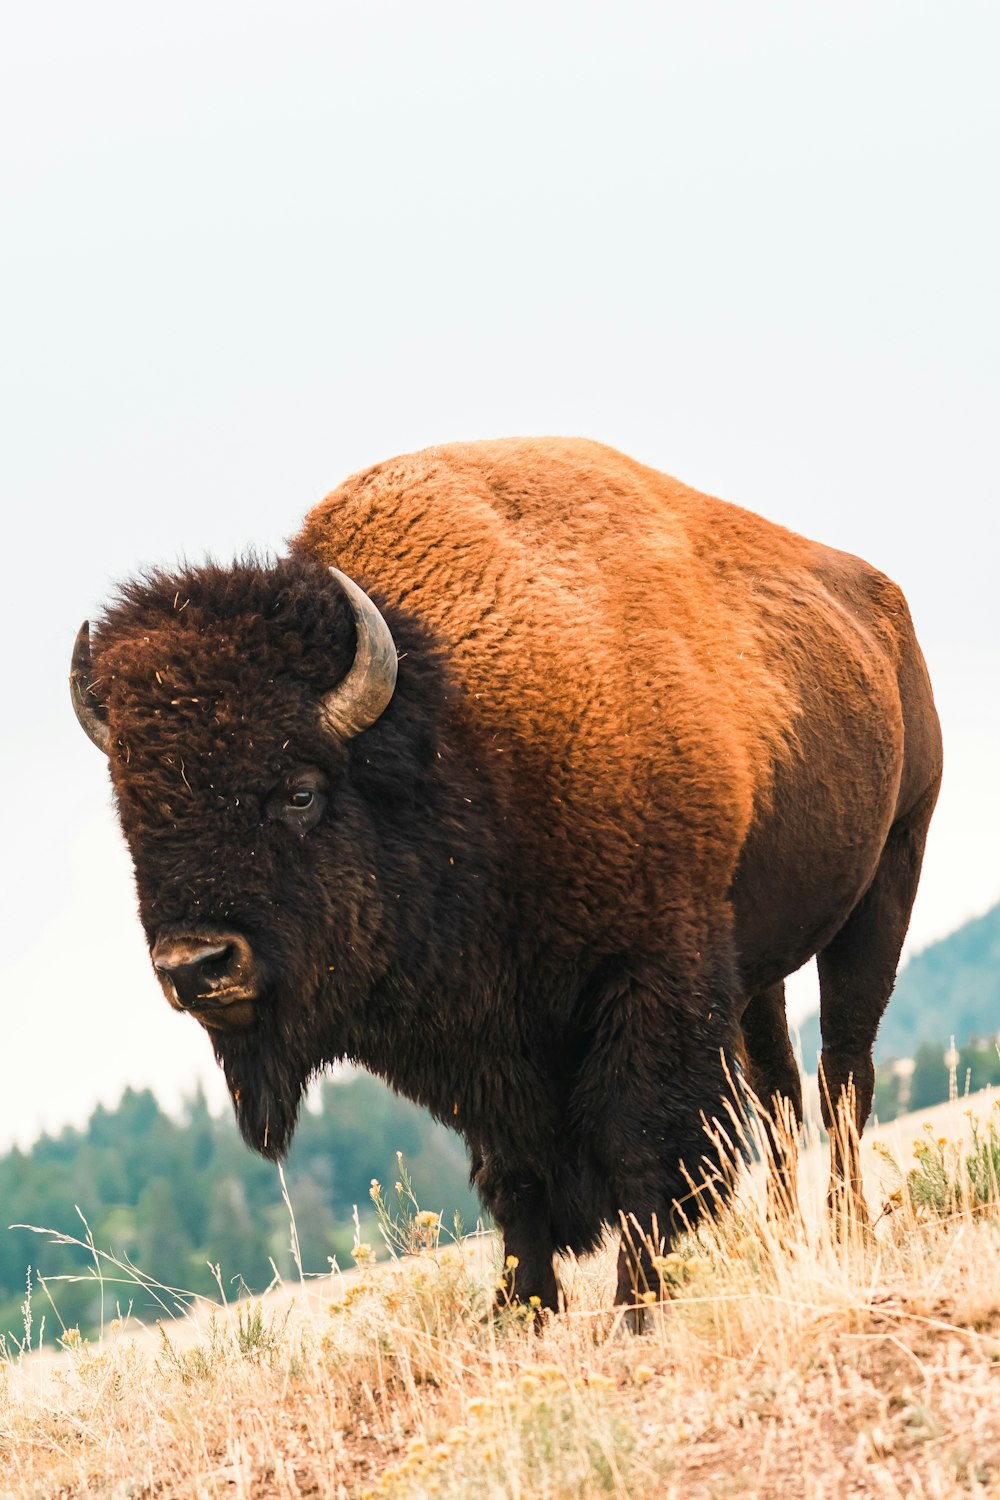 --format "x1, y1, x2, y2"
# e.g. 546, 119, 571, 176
90, 554, 451, 1158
